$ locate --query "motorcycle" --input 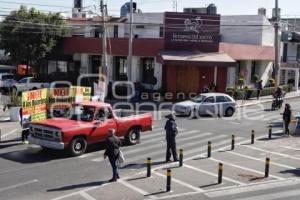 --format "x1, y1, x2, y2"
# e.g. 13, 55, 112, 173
271, 95, 284, 110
